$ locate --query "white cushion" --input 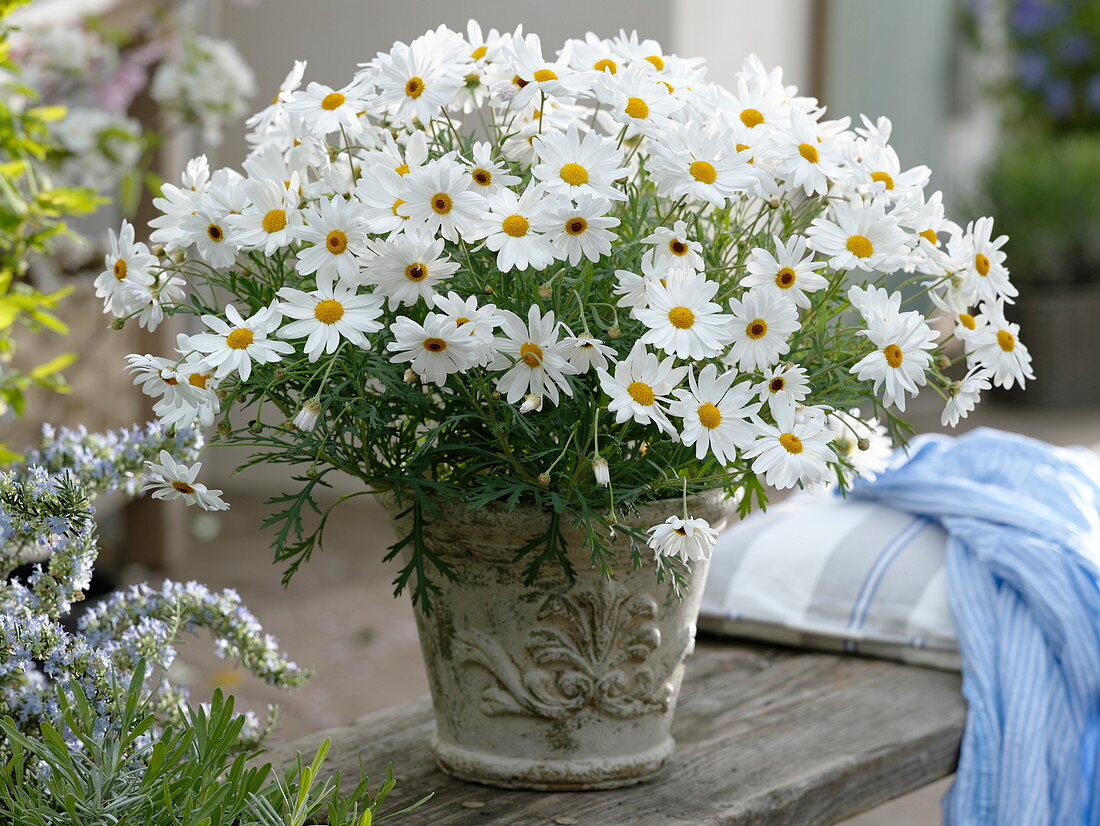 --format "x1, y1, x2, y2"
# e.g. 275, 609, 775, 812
700, 494, 959, 670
